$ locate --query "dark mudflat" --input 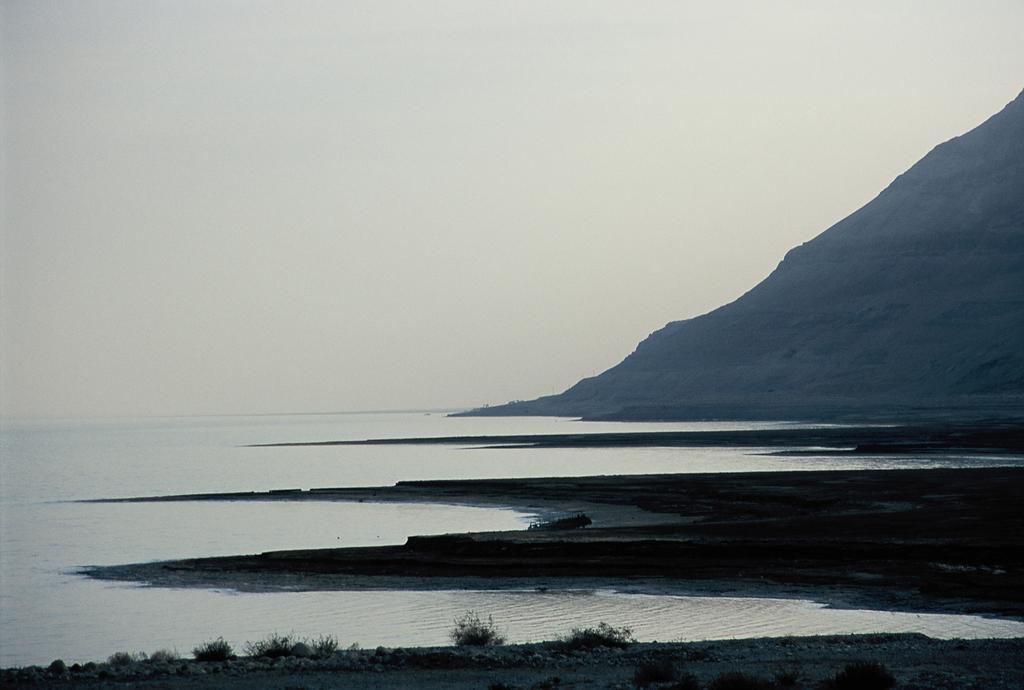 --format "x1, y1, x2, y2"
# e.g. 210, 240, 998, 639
86, 467, 1024, 619
246, 419, 1024, 453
